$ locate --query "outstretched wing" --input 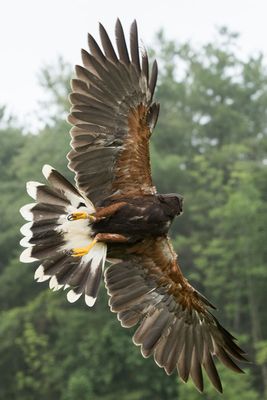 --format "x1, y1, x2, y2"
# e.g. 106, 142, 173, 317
68, 19, 160, 206
105, 237, 247, 393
